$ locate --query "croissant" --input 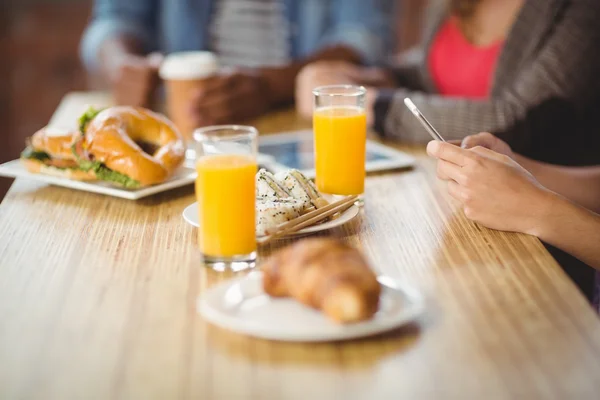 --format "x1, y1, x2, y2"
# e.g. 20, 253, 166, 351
262, 238, 381, 323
